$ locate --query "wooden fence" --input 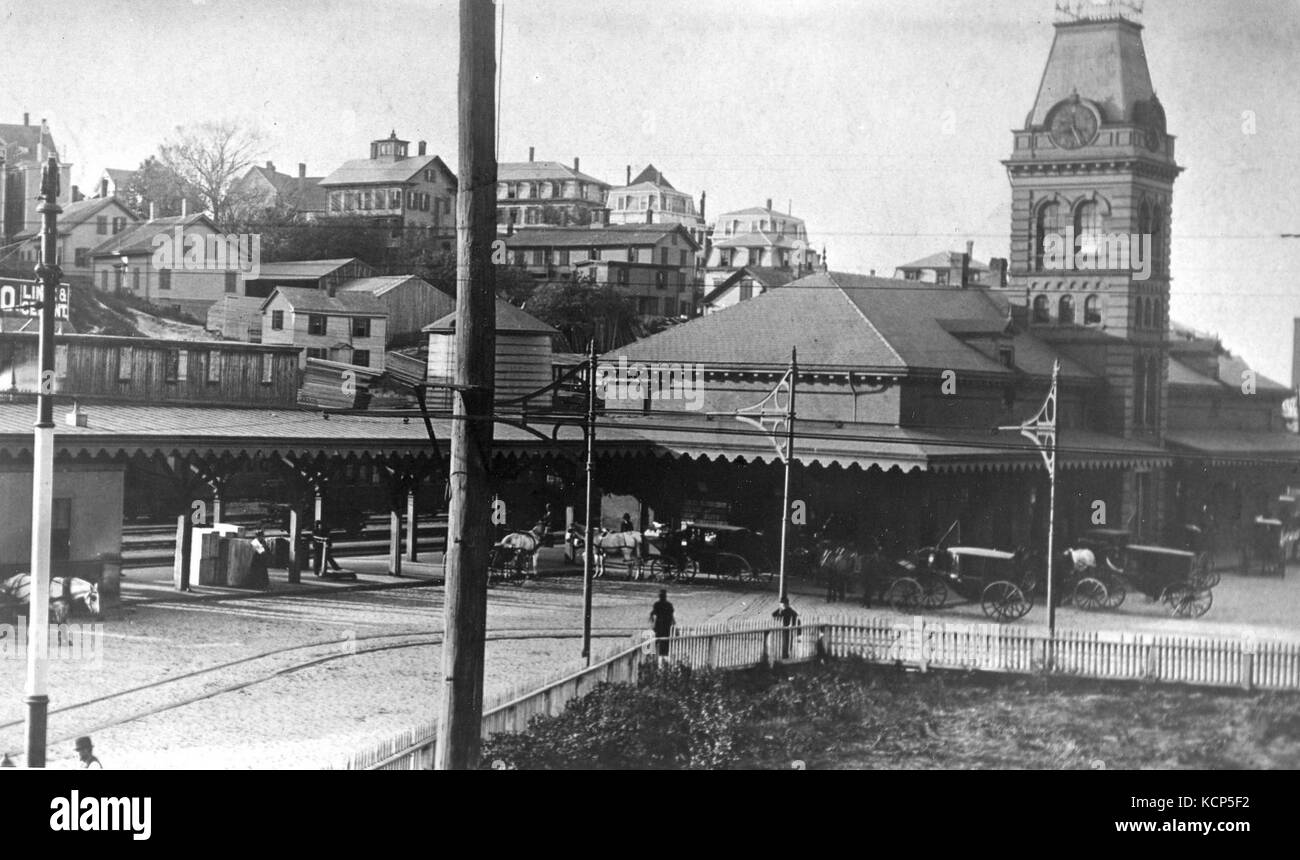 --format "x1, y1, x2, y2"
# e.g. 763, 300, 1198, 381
341, 614, 1300, 769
